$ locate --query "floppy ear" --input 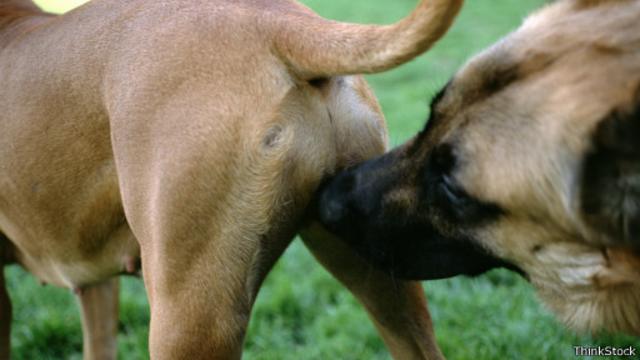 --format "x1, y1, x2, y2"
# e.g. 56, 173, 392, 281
580, 92, 640, 247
